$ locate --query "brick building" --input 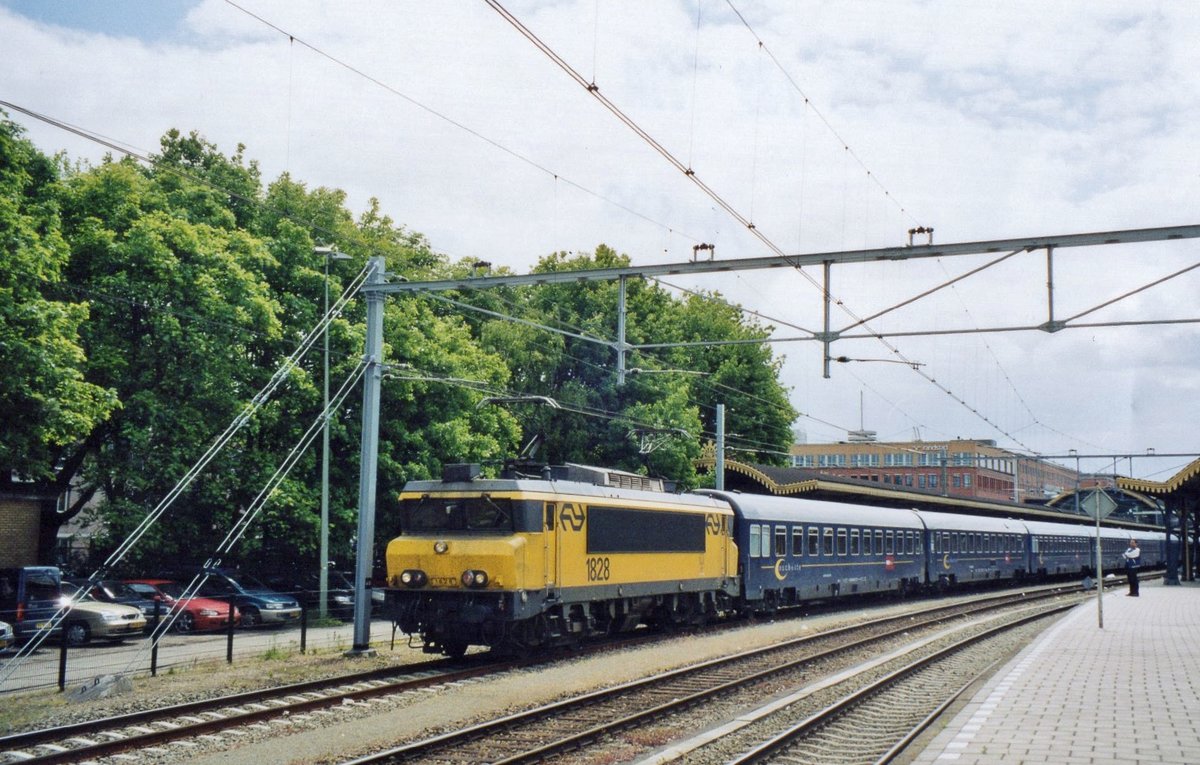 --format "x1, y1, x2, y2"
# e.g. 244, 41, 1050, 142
0, 489, 47, 567
788, 438, 1079, 504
